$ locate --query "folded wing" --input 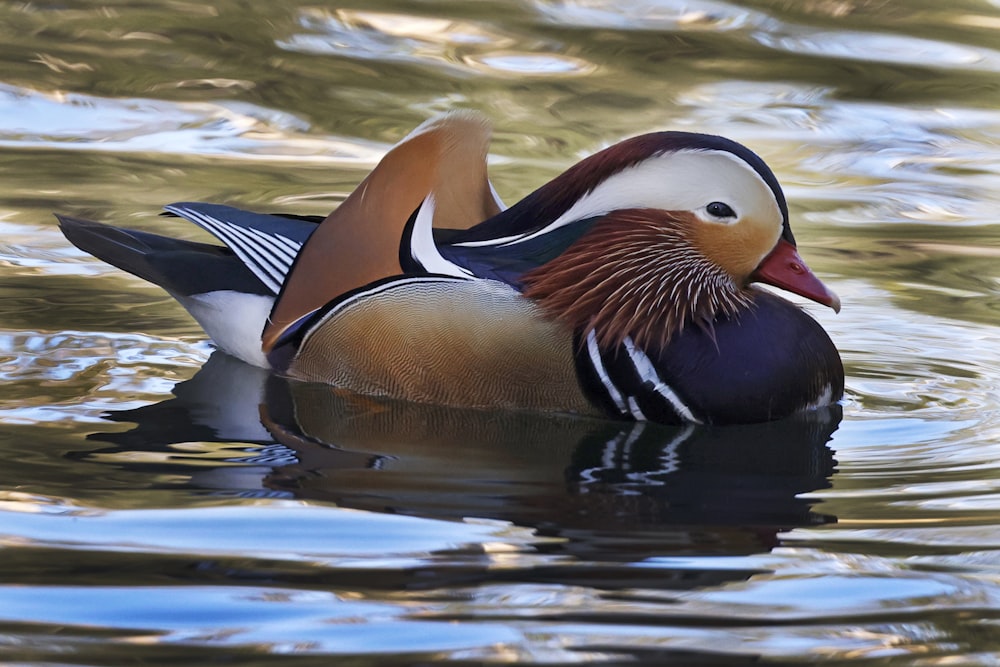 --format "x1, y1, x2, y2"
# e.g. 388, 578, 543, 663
262, 112, 503, 352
